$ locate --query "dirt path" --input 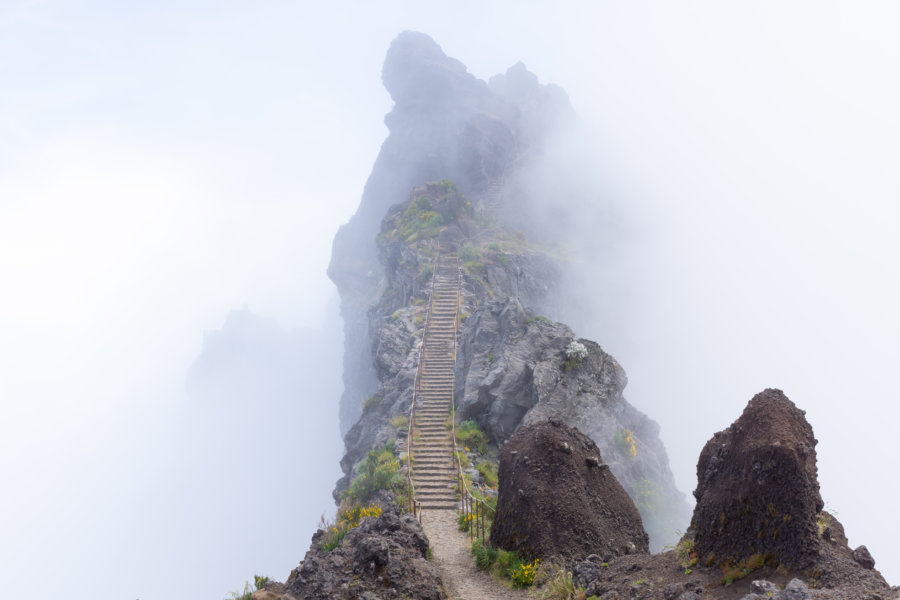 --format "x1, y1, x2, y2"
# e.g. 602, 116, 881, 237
422, 509, 531, 600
